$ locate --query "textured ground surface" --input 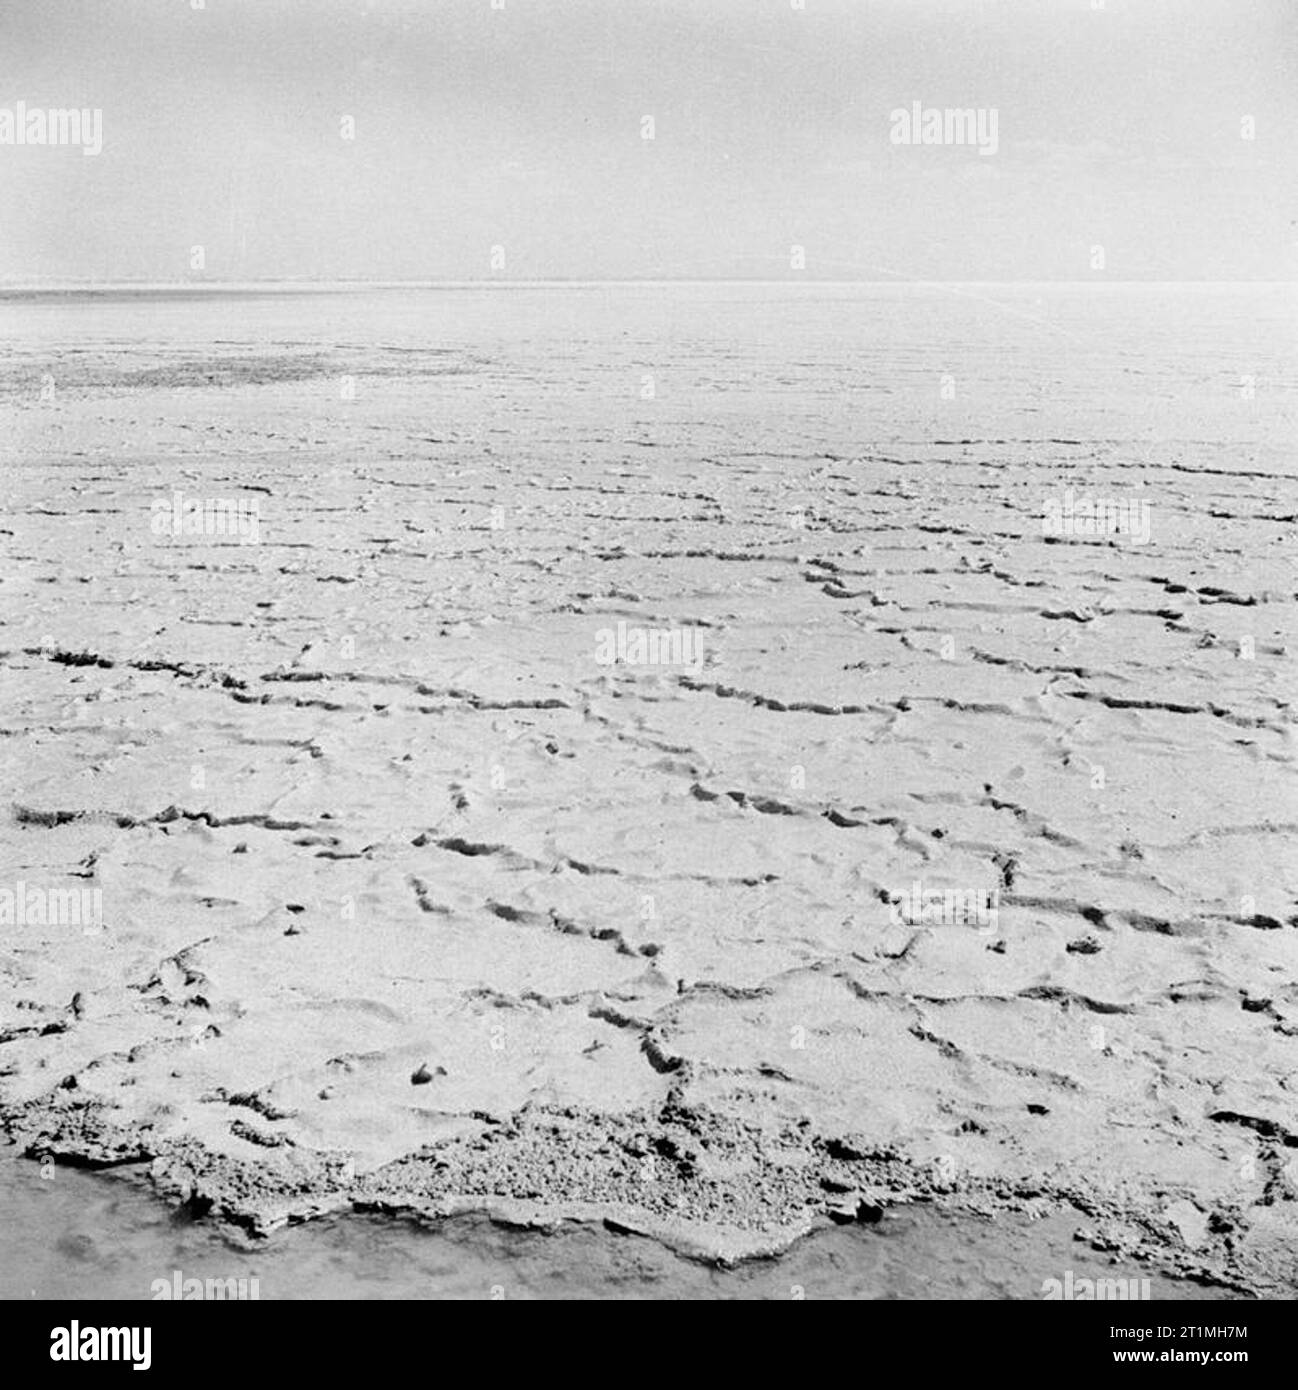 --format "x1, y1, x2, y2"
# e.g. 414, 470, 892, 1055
0, 284, 1294, 1294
